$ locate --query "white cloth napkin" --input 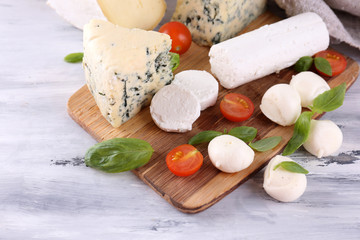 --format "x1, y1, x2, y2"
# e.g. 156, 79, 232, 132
275, 0, 360, 50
